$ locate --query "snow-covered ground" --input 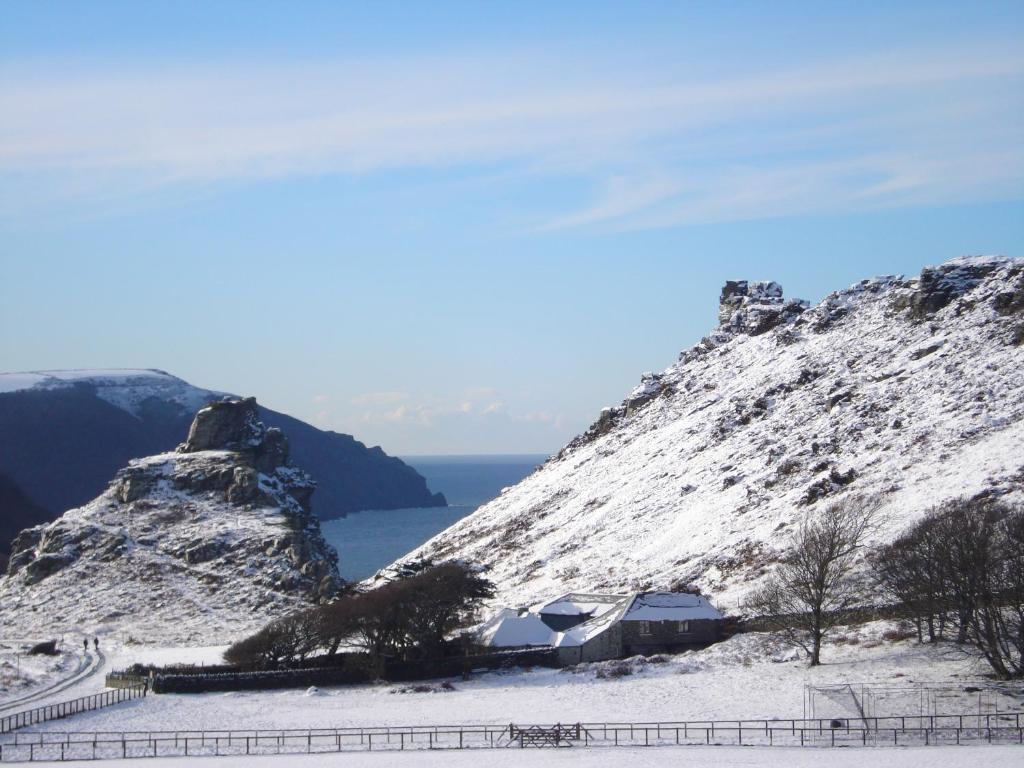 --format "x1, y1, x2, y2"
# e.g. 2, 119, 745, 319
0, 641, 79, 701
24, 745, 1024, 768
15, 623, 1024, 735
